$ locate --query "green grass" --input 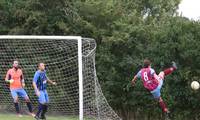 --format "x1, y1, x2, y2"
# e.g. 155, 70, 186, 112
0, 114, 78, 120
